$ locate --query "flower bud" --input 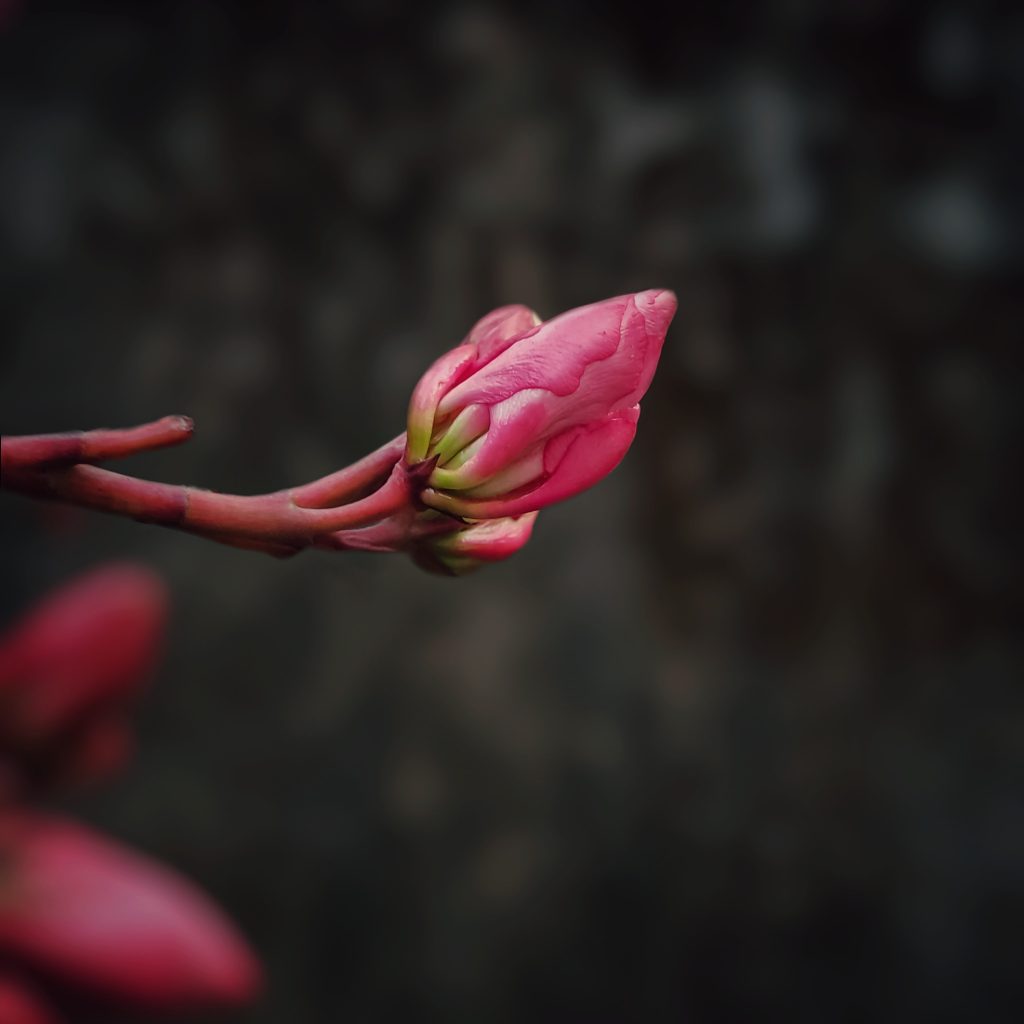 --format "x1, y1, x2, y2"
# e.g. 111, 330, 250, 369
0, 976, 55, 1024
0, 812, 262, 1011
405, 290, 676, 518
0, 565, 167, 792
410, 512, 538, 576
